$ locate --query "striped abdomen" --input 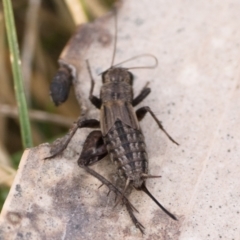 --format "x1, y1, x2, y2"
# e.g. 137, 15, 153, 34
103, 120, 148, 180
